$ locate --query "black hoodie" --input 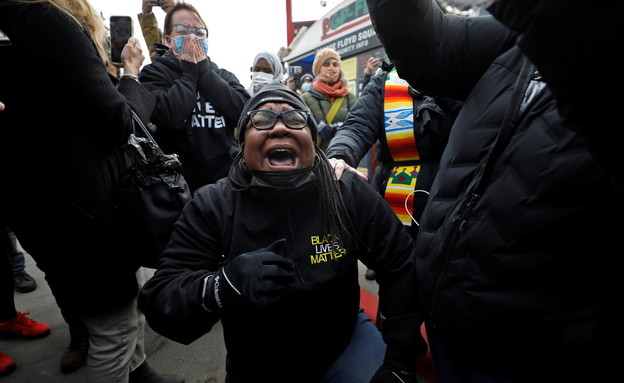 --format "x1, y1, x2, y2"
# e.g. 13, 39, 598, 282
139, 50, 250, 192
138, 166, 425, 382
